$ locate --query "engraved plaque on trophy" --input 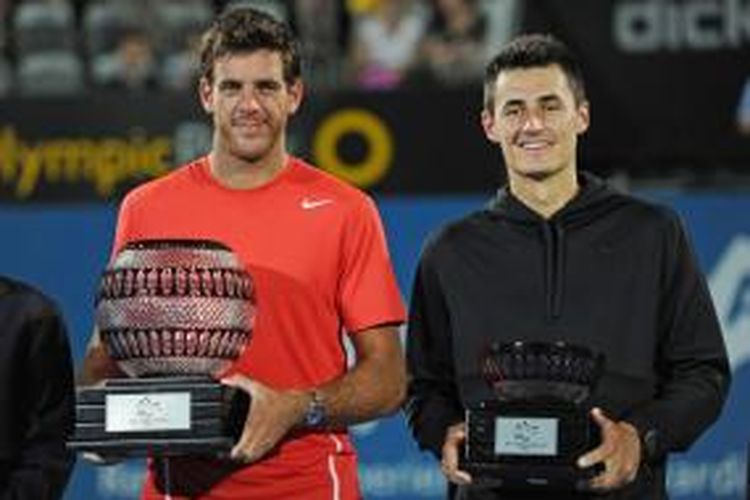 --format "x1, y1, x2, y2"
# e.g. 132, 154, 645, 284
68, 240, 254, 457
462, 341, 604, 491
